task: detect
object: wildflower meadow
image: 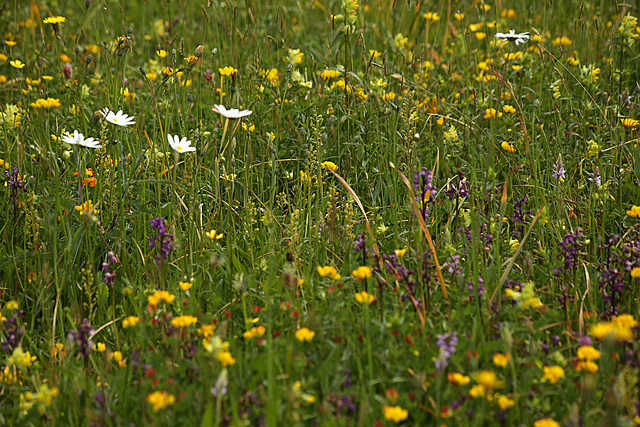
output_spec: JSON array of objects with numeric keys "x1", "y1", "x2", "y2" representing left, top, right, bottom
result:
[{"x1": 2, "y1": 0, "x2": 640, "y2": 425}]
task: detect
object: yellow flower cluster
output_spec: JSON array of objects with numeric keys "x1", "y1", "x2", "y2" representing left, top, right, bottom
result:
[
  {"x1": 147, "y1": 390, "x2": 175, "y2": 411},
  {"x1": 447, "y1": 372, "x2": 470, "y2": 386},
  {"x1": 321, "y1": 69, "x2": 341, "y2": 79},
  {"x1": 219, "y1": 66, "x2": 238, "y2": 76},
  {"x1": 534, "y1": 418, "x2": 560, "y2": 427},
  {"x1": 575, "y1": 345, "x2": 600, "y2": 373},
  {"x1": 179, "y1": 281, "x2": 193, "y2": 291},
  {"x1": 197, "y1": 323, "x2": 216, "y2": 338},
  {"x1": 243, "y1": 325, "x2": 266, "y2": 340},
  {"x1": 321, "y1": 161, "x2": 338, "y2": 171},
  {"x1": 352, "y1": 266, "x2": 372, "y2": 280},
  {"x1": 484, "y1": 108, "x2": 503, "y2": 119},
  {"x1": 423, "y1": 12, "x2": 440, "y2": 21},
  {"x1": 286, "y1": 48, "x2": 304, "y2": 66},
  {"x1": 470, "y1": 370, "x2": 505, "y2": 398},
  {"x1": 43, "y1": 16, "x2": 66, "y2": 24},
  {"x1": 552, "y1": 36, "x2": 572, "y2": 46},
  {"x1": 505, "y1": 282, "x2": 541, "y2": 309},
  {"x1": 503, "y1": 105, "x2": 516, "y2": 114},
  {"x1": 590, "y1": 314, "x2": 637, "y2": 342},
  {"x1": 317, "y1": 265, "x2": 341, "y2": 280},
  {"x1": 122, "y1": 316, "x2": 140, "y2": 329},
  {"x1": 19, "y1": 384, "x2": 58, "y2": 416},
  {"x1": 626, "y1": 205, "x2": 640, "y2": 217},
  {"x1": 148, "y1": 290, "x2": 175, "y2": 306},
  {"x1": 171, "y1": 315, "x2": 198, "y2": 328},
  {"x1": 31, "y1": 98, "x2": 61, "y2": 109},
  {"x1": 8, "y1": 347, "x2": 36, "y2": 369},
  {"x1": 383, "y1": 405, "x2": 409, "y2": 423},
  {"x1": 355, "y1": 291, "x2": 376, "y2": 304},
  {"x1": 74, "y1": 200, "x2": 99, "y2": 216},
  {"x1": 493, "y1": 353, "x2": 510, "y2": 368},
  {"x1": 501, "y1": 141, "x2": 516, "y2": 153},
  {"x1": 542, "y1": 365, "x2": 564, "y2": 384},
  {"x1": 295, "y1": 327, "x2": 315, "y2": 342}
]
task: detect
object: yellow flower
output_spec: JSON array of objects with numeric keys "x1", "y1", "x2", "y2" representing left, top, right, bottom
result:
[
  {"x1": 147, "y1": 391, "x2": 175, "y2": 411},
  {"x1": 484, "y1": 108, "x2": 503, "y2": 119},
  {"x1": 121, "y1": 87, "x2": 136, "y2": 101},
  {"x1": 74, "y1": 200, "x2": 99, "y2": 216},
  {"x1": 493, "y1": 353, "x2": 510, "y2": 368},
  {"x1": 383, "y1": 405, "x2": 409, "y2": 423},
  {"x1": 447, "y1": 372, "x2": 470, "y2": 386},
  {"x1": 5, "y1": 301, "x2": 19, "y2": 311},
  {"x1": 542, "y1": 365, "x2": 564, "y2": 384},
  {"x1": 577, "y1": 345, "x2": 601, "y2": 361},
  {"x1": 352, "y1": 266, "x2": 372, "y2": 280},
  {"x1": 552, "y1": 36, "x2": 573, "y2": 46},
  {"x1": 469, "y1": 384, "x2": 486, "y2": 398},
  {"x1": 198, "y1": 323, "x2": 216, "y2": 338},
  {"x1": 590, "y1": 321, "x2": 614, "y2": 340},
  {"x1": 179, "y1": 281, "x2": 193, "y2": 291},
  {"x1": 295, "y1": 327, "x2": 316, "y2": 342},
  {"x1": 147, "y1": 290, "x2": 176, "y2": 306},
  {"x1": 96, "y1": 342, "x2": 107, "y2": 353},
  {"x1": 627, "y1": 206, "x2": 640, "y2": 217},
  {"x1": 321, "y1": 161, "x2": 338, "y2": 171},
  {"x1": 575, "y1": 360, "x2": 599, "y2": 374},
  {"x1": 501, "y1": 141, "x2": 516, "y2": 153},
  {"x1": 171, "y1": 315, "x2": 198, "y2": 328},
  {"x1": 632, "y1": 267, "x2": 640, "y2": 278},
  {"x1": 206, "y1": 229, "x2": 224, "y2": 240},
  {"x1": 472, "y1": 370, "x2": 505, "y2": 390},
  {"x1": 496, "y1": 394, "x2": 515, "y2": 409},
  {"x1": 43, "y1": 16, "x2": 66, "y2": 24},
  {"x1": 217, "y1": 350, "x2": 236, "y2": 366},
  {"x1": 369, "y1": 49, "x2": 382, "y2": 58},
  {"x1": 243, "y1": 325, "x2": 266, "y2": 340},
  {"x1": 621, "y1": 118, "x2": 639, "y2": 128},
  {"x1": 534, "y1": 418, "x2": 561, "y2": 427},
  {"x1": 8, "y1": 346, "x2": 35, "y2": 368},
  {"x1": 317, "y1": 266, "x2": 341, "y2": 280},
  {"x1": 469, "y1": 22, "x2": 483, "y2": 32},
  {"x1": 156, "y1": 49, "x2": 167, "y2": 58},
  {"x1": 219, "y1": 66, "x2": 238, "y2": 76},
  {"x1": 355, "y1": 291, "x2": 376, "y2": 304},
  {"x1": 394, "y1": 248, "x2": 408, "y2": 258},
  {"x1": 503, "y1": 105, "x2": 516, "y2": 114},
  {"x1": 122, "y1": 316, "x2": 140, "y2": 329},
  {"x1": 475, "y1": 32, "x2": 487, "y2": 40},
  {"x1": 454, "y1": 12, "x2": 464, "y2": 20},
  {"x1": 31, "y1": 98, "x2": 61, "y2": 109},
  {"x1": 10, "y1": 60, "x2": 26, "y2": 69},
  {"x1": 321, "y1": 69, "x2": 341, "y2": 79},
  {"x1": 423, "y1": 12, "x2": 440, "y2": 21}
]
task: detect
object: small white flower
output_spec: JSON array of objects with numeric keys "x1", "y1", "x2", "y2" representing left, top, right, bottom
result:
[
  {"x1": 212, "y1": 104, "x2": 252, "y2": 119},
  {"x1": 61, "y1": 130, "x2": 103, "y2": 148},
  {"x1": 167, "y1": 134, "x2": 196, "y2": 153},
  {"x1": 101, "y1": 108, "x2": 136, "y2": 127},
  {"x1": 495, "y1": 29, "x2": 530, "y2": 45}
]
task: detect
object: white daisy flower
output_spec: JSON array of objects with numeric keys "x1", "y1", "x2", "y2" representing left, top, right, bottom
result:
[
  {"x1": 212, "y1": 104, "x2": 252, "y2": 119},
  {"x1": 495, "y1": 29, "x2": 530, "y2": 45},
  {"x1": 167, "y1": 134, "x2": 196, "y2": 153},
  {"x1": 61, "y1": 130, "x2": 103, "y2": 148},
  {"x1": 101, "y1": 108, "x2": 136, "y2": 127}
]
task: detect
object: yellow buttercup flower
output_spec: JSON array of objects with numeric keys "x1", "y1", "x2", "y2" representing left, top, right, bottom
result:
[{"x1": 10, "y1": 60, "x2": 25, "y2": 69}]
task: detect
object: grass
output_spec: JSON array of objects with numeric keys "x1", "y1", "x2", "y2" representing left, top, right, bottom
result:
[{"x1": 0, "y1": 0, "x2": 640, "y2": 425}]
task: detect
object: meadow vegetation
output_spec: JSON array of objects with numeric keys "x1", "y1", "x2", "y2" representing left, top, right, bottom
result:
[{"x1": 1, "y1": 0, "x2": 640, "y2": 425}]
